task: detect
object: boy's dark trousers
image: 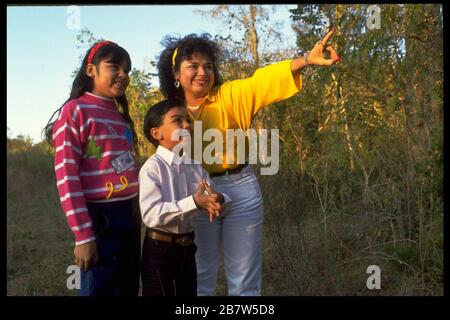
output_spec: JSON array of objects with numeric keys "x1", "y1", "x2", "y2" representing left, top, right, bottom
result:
[
  {"x1": 141, "y1": 229, "x2": 197, "y2": 296},
  {"x1": 79, "y1": 197, "x2": 141, "y2": 296}
]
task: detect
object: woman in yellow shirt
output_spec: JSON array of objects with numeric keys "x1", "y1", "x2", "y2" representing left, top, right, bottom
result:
[{"x1": 155, "y1": 30, "x2": 339, "y2": 296}]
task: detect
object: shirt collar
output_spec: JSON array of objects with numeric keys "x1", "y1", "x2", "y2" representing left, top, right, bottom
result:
[
  {"x1": 156, "y1": 145, "x2": 189, "y2": 166},
  {"x1": 85, "y1": 91, "x2": 114, "y2": 102},
  {"x1": 84, "y1": 92, "x2": 116, "y2": 109}
]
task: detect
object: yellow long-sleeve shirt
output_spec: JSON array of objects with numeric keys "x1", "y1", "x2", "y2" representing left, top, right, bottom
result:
[{"x1": 187, "y1": 59, "x2": 302, "y2": 174}]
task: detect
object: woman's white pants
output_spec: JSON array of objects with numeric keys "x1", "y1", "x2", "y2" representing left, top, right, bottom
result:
[{"x1": 193, "y1": 165, "x2": 264, "y2": 296}]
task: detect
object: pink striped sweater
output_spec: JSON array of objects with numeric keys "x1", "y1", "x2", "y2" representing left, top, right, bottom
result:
[{"x1": 52, "y1": 92, "x2": 139, "y2": 245}]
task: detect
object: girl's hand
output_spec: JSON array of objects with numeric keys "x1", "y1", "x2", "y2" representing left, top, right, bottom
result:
[
  {"x1": 74, "y1": 241, "x2": 99, "y2": 271},
  {"x1": 306, "y1": 29, "x2": 340, "y2": 66}
]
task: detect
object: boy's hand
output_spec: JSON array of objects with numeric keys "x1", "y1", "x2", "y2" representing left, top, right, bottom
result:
[
  {"x1": 204, "y1": 181, "x2": 224, "y2": 204},
  {"x1": 193, "y1": 180, "x2": 222, "y2": 218},
  {"x1": 74, "y1": 241, "x2": 99, "y2": 271}
]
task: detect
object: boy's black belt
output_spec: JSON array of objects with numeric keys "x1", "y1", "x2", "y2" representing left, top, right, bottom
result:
[
  {"x1": 146, "y1": 228, "x2": 194, "y2": 247},
  {"x1": 210, "y1": 163, "x2": 248, "y2": 177}
]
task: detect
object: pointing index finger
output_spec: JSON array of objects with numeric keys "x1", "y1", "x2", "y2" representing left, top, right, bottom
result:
[{"x1": 321, "y1": 28, "x2": 334, "y2": 46}]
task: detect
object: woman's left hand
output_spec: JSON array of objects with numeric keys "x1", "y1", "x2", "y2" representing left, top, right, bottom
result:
[{"x1": 306, "y1": 29, "x2": 340, "y2": 66}]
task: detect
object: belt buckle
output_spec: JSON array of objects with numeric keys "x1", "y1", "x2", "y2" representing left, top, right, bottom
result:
[{"x1": 178, "y1": 236, "x2": 192, "y2": 247}]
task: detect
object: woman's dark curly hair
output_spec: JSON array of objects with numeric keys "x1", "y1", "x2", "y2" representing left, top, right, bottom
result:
[{"x1": 156, "y1": 33, "x2": 223, "y2": 101}]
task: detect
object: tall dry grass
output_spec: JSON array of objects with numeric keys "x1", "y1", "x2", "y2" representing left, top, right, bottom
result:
[
  {"x1": 7, "y1": 136, "x2": 442, "y2": 295},
  {"x1": 7, "y1": 146, "x2": 77, "y2": 295}
]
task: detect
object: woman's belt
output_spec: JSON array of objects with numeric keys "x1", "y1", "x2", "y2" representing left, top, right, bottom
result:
[{"x1": 209, "y1": 163, "x2": 248, "y2": 178}]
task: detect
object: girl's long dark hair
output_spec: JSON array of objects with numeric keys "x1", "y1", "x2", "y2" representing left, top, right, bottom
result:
[
  {"x1": 157, "y1": 33, "x2": 223, "y2": 101},
  {"x1": 42, "y1": 42, "x2": 139, "y2": 156}
]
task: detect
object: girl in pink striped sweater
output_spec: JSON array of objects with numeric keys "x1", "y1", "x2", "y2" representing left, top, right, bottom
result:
[{"x1": 43, "y1": 41, "x2": 141, "y2": 296}]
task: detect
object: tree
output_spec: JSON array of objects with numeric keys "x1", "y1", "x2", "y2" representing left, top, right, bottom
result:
[
  {"x1": 126, "y1": 68, "x2": 163, "y2": 160},
  {"x1": 289, "y1": 3, "x2": 442, "y2": 245},
  {"x1": 195, "y1": 5, "x2": 295, "y2": 78}
]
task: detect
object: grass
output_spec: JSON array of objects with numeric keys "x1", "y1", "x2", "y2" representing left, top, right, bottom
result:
[
  {"x1": 6, "y1": 145, "x2": 443, "y2": 296},
  {"x1": 256, "y1": 166, "x2": 443, "y2": 296},
  {"x1": 7, "y1": 150, "x2": 76, "y2": 295}
]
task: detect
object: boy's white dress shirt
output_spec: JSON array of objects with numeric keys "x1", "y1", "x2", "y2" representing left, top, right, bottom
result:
[{"x1": 139, "y1": 145, "x2": 231, "y2": 234}]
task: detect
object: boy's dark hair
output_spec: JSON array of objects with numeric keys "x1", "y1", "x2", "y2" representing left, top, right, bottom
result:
[
  {"x1": 157, "y1": 33, "x2": 223, "y2": 101},
  {"x1": 143, "y1": 98, "x2": 184, "y2": 147},
  {"x1": 42, "y1": 41, "x2": 139, "y2": 155}
]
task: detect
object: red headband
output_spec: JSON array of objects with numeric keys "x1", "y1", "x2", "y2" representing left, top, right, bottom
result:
[{"x1": 87, "y1": 41, "x2": 115, "y2": 64}]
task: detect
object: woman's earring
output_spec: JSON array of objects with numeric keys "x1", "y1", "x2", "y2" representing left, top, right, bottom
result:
[{"x1": 175, "y1": 80, "x2": 180, "y2": 88}]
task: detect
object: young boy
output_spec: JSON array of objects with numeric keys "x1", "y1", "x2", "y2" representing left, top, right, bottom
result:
[{"x1": 139, "y1": 98, "x2": 230, "y2": 296}]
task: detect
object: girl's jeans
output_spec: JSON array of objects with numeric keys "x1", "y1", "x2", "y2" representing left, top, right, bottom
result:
[{"x1": 79, "y1": 197, "x2": 141, "y2": 296}]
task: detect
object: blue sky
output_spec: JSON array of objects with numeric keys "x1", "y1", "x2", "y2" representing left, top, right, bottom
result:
[{"x1": 7, "y1": 5, "x2": 297, "y2": 143}]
